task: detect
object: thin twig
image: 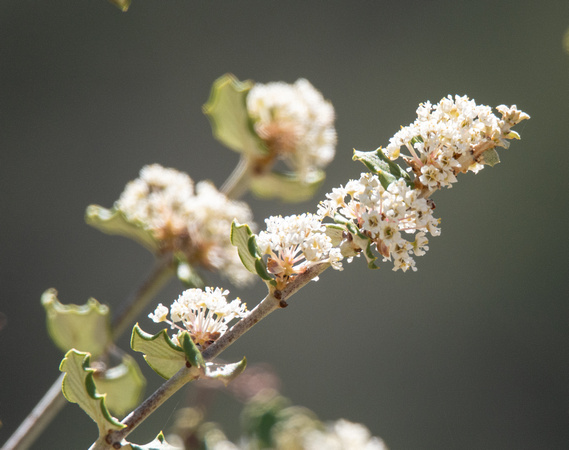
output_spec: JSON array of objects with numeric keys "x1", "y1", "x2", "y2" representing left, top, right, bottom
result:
[
  {"x1": 2, "y1": 257, "x2": 175, "y2": 450},
  {"x1": 95, "y1": 366, "x2": 201, "y2": 450},
  {"x1": 220, "y1": 155, "x2": 252, "y2": 199},
  {"x1": 97, "y1": 262, "x2": 332, "y2": 448},
  {"x1": 204, "y1": 262, "x2": 330, "y2": 361},
  {"x1": 1, "y1": 373, "x2": 68, "y2": 450}
]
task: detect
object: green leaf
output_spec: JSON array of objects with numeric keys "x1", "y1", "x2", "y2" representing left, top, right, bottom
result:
[
  {"x1": 60, "y1": 350, "x2": 125, "y2": 436},
  {"x1": 249, "y1": 170, "x2": 325, "y2": 202},
  {"x1": 363, "y1": 241, "x2": 379, "y2": 269},
  {"x1": 93, "y1": 354, "x2": 146, "y2": 417},
  {"x1": 353, "y1": 148, "x2": 412, "y2": 189},
  {"x1": 254, "y1": 258, "x2": 273, "y2": 281},
  {"x1": 108, "y1": 0, "x2": 131, "y2": 11},
  {"x1": 231, "y1": 221, "x2": 260, "y2": 272},
  {"x1": 85, "y1": 205, "x2": 159, "y2": 253},
  {"x1": 204, "y1": 357, "x2": 247, "y2": 386},
  {"x1": 230, "y1": 221, "x2": 273, "y2": 282},
  {"x1": 42, "y1": 289, "x2": 111, "y2": 358},
  {"x1": 178, "y1": 332, "x2": 205, "y2": 369},
  {"x1": 203, "y1": 73, "x2": 267, "y2": 157},
  {"x1": 480, "y1": 148, "x2": 501, "y2": 167},
  {"x1": 131, "y1": 325, "x2": 204, "y2": 379},
  {"x1": 124, "y1": 432, "x2": 181, "y2": 450}
]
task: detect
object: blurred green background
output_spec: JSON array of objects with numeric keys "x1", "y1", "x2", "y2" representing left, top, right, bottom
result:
[{"x1": 1, "y1": 1, "x2": 569, "y2": 448}]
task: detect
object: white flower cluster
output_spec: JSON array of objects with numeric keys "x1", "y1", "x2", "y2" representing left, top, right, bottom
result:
[
  {"x1": 116, "y1": 164, "x2": 255, "y2": 286},
  {"x1": 149, "y1": 287, "x2": 248, "y2": 350},
  {"x1": 303, "y1": 419, "x2": 388, "y2": 450},
  {"x1": 247, "y1": 79, "x2": 336, "y2": 181},
  {"x1": 319, "y1": 173, "x2": 440, "y2": 272},
  {"x1": 385, "y1": 95, "x2": 530, "y2": 191},
  {"x1": 199, "y1": 418, "x2": 387, "y2": 450},
  {"x1": 256, "y1": 213, "x2": 343, "y2": 287}
]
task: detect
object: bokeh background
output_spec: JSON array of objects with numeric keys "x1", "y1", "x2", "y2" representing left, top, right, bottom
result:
[{"x1": 2, "y1": 1, "x2": 569, "y2": 448}]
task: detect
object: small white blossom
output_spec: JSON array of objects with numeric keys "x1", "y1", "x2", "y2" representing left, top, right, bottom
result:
[
  {"x1": 384, "y1": 95, "x2": 529, "y2": 192},
  {"x1": 116, "y1": 164, "x2": 255, "y2": 286},
  {"x1": 148, "y1": 303, "x2": 169, "y2": 323},
  {"x1": 319, "y1": 173, "x2": 439, "y2": 272},
  {"x1": 256, "y1": 213, "x2": 343, "y2": 288},
  {"x1": 149, "y1": 287, "x2": 248, "y2": 350},
  {"x1": 247, "y1": 79, "x2": 336, "y2": 182}
]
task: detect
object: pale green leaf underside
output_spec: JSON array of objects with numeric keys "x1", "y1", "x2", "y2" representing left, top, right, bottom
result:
[
  {"x1": 480, "y1": 148, "x2": 500, "y2": 167},
  {"x1": 85, "y1": 205, "x2": 159, "y2": 253},
  {"x1": 324, "y1": 224, "x2": 345, "y2": 247},
  {"x1": 203, "y1": 73, "x2": 267, "y2": 157},
  {"x1": 42, "y1": 288, "x2": 111, "y2": 358},
  {"x1": 60, "y1": 350, "x2": 125, "y2": 436},
  {"x1": 249, "y1": 170, "x2": 325, "y2": 203},
  {"x1": 131, "y1": 325, "x2": 204, "y2": 379},
  {"x1": 230, "y1": 221, "x2": 258, "y2": 273},
  {"x1": 205, "y1": 358, "x2": 247, "y2": 386},
  {"x1": 94, "y1": 354, "x2": 146, "y2": 417},
  {"x1": 230, "y1": 221, "x2": 272, "y2": 281}
]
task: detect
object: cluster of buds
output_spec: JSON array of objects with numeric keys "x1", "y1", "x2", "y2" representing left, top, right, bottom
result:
[
  {"x1": 149, "y1": 287, "x2": 248, "y2": 350},
  {"x1": 384, "y1": 95, "x2": 530, "y2": 195},
  {"x1": 116, "y1": 164, "x2": 255, "y2": 286}
]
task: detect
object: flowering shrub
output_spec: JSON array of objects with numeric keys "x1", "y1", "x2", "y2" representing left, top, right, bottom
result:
[{"x1": 5, "y1": 72, "x2": 528, "y2": 450}]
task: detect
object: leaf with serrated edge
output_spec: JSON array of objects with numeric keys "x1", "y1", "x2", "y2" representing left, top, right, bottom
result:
[
  {"x1": 204, "y1": 357, "x2": 247, "y2": 386},
  {"x1": 93, "y1": 354, "x2": 146, "y2": 417},
  {"x1": 60, "y1": 350, "x2": 125, "y2": 437},
  {"x1": 131, "y1": 325, "x2": 203, "y2": 379},
  {"x1": 130, "y1": 325, "x2": 186, "y2": 379},
  {"x1": 250, "y1": 170, "x2": 325, "y2": 202},
  {"x1": 123, "y1": 432, "x2": 182, "y2": 450},
  {"x1": 86, "y1": 205, "x2": 159, "y2": 253},
  {"x1": 42, "y1": 289, "x2": 111, "y2": 358},
  {"x1": 230, "y1": 221, "x2": 259, "y2": 274},
  {"x1": 353, "y1": 148, "x2": 411, "y2": 189},
  {"x1": 203, "y1": 73, "x2": 267, "y2": 157}
]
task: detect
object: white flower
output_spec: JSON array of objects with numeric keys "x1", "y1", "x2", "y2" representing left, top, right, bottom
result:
[
  {"x1": 256, "y1": 213, "x2": 343, "y2": 288},
  {"x1": 149, "y1": 287, "x2": 248, "y2": 350},
  {"x1": 247, "y1": 79, "x2": 336, "y2": 182},
  {"x1": 384, "y1": 95, "x2": 529, "y2": 192},
  {"x1": 148, "y1": 303, "x2": 169, "y2": 323},
  {"x1": 319, "y1": 173, "x2": 438, "y2": 272},
  {"x1": 116, "y1": 164, "x2": 255, "y2": 286}
]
